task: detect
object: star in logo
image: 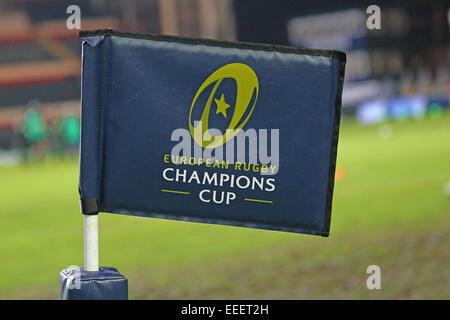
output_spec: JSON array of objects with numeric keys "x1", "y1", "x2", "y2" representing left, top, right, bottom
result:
[{"x1": 214, "y1": 94, "x2": 231, "y2": 118}]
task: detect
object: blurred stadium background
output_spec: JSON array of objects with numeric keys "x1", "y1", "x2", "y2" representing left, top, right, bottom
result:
[{"x1": 0, "y1": 0, "x2": 448, "y2": 299}]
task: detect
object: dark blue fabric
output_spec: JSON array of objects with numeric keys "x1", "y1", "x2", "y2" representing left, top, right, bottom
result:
[
  {"x1": 59, "y1": 266, "x2": 128, "y2": 300},
  {"x1": 79, "y1": 30, "x2": 345, "y2": 236}
]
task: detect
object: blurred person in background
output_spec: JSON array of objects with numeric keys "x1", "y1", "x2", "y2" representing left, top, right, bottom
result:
[
  {"x1": 58, "y1": 112, "x2": 80, "y2": 157},
  {"x1": 21, "y1": 107, "x2": 49, "y2": 161}
]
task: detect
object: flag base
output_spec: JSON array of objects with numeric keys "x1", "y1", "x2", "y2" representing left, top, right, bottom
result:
[{"x1": 59, "y1": 266, "x2": 128, "y2": 300}]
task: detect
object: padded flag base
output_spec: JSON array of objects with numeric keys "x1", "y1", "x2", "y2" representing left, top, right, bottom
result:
[{"x1": 59, "y1": 266, "x2": 128, "y2": 300}]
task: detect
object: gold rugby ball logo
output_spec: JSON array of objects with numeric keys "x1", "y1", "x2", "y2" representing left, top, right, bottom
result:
[{"x1": 188, "y1": 63, "x2": 259, "y2": 148}]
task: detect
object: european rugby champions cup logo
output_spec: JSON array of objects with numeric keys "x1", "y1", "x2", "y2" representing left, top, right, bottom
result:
[
  {"x1": 189, "y1": 63, "x2": 259, "y2": 148},
  {"x1": 163, "y1": 63, "x2": 279, "y2": 205}
]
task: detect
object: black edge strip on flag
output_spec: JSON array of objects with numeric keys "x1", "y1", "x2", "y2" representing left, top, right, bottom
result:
[
  {"x1": 78, "y1": 29, "x2": 347, "y2": 234},
  {"x1": 78, "y1": 29, "x2": 346, "y2": 61},
  {"x1": 322, "y1": 54, "x2": 347, "y2": 237},
  {"x1": 97, "y1": 31, "x2": 110, "y2": 213},
  {"x1": 78, "y1": 40, "x2": 102, "y2": 215},
  {"x1": 80, "y1": 198, "x2": 100, "y2": 215}
]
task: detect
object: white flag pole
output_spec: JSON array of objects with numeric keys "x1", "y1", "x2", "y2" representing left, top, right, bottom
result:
[
  {"x1": 84, "y1": 214, "x2": 99, "y2": 271},
  {"x1": 61, "y1": 211, "x2": 127, "y2": 299}
]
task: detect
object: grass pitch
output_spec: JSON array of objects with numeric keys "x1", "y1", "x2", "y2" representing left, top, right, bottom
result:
[{"x1": 0, "y1": 113, "x2": 449, "y2": 299}]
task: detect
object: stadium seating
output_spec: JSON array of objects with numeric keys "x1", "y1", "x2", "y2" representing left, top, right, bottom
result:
[
  {"x1": 0, "y1": 42, "x2": 55, "y2": 65},
  {"x1": 0, "y1": 78, "x2": 80, "y2": 108}
]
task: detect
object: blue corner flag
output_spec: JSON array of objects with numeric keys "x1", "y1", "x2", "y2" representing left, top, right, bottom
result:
[{"x1": 78, "y1": 29, "x2": 346, "y2": 236}]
